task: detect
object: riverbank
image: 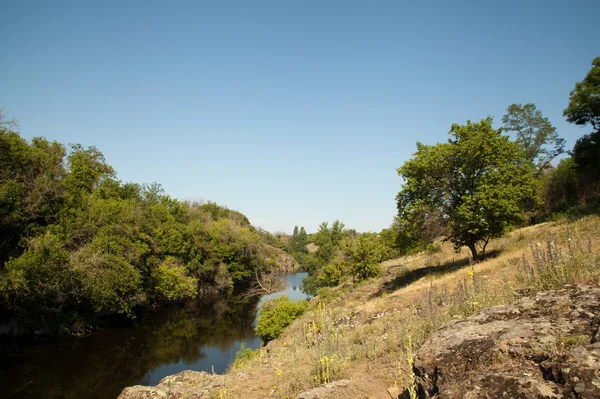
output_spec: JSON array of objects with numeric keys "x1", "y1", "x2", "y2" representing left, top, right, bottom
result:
[
  {"x1": 120, "y1": 214, "x2": 600, "y2": 398},
  {"x1": 1, "y1": 272, "x2": 310, "y2": 399}
]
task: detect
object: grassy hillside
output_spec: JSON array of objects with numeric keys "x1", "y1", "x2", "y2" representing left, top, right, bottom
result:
[{"x1": 218, "y1": 215, "x2": 600, "y2": 398}]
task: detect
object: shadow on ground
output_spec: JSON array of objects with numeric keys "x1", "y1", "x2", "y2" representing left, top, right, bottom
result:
[{"x1": 372, "y1": 249, "x2": 500, "y2": 298}]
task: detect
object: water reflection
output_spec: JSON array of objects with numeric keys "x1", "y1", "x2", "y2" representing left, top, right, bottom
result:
[
  {"x1": 0, "y1": 272, "x2": 308, "y2": 399},
  {"x1": 258, "y1": 272, "x2": 310, "y2": 307}
]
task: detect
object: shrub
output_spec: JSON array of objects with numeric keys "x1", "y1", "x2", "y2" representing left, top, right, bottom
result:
[
  {"x1": 348, "y1": 234, "x2": 383, "y2": 282},
  {"x1": 255, "y1": 295, "x2": 308, "y2": 343},
  {"x1": 231, "y1": 343, "x2": 259, "y2": 370},
  {"x1": 153, "y1": 257, "x2": 198, "y2": 301},
  {"x1": 519, "y1": 233, "x2": 599, "y2": 291}
]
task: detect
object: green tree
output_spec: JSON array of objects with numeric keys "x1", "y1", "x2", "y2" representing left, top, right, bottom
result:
[
  {"x1": 345, "y1": 234, "x2": 384, "y2": 282},
  {"x1": 297, "y1": 227, "x2": 308, "y2": 251},
  {"x1": 289, "y1": 225, "x2": 308, "y2": 254},
  {"x1": 502, "y1": 103, "x2": 564, "y2": 175},
  {"x1": 564, "y1": 56, "x2": 600, "y2": 132},
  {"x1": 254, "y1": 295, "x2": 308, "y2": 343},
  {"x1": 64, "y1": 144, "x2": 115, "y2": 195},
  {"x1": 396, "y1": 118, "x2": 537, "y2": 261},
  {"x1": 152, "y1": 257, "x2": 198, "y2": 302},
  {"x1": 563, "y1": 57, "x2": 600, "y2": 204},
  {"x1": 572, "y1": 132, "x2": 600, "y2": 172},
  {"x1": 0, "y1": 130, "x2": 67, "y2": 262},
  {"x1": 570, "y1": 131, "x2": 600, "y2": 201}
]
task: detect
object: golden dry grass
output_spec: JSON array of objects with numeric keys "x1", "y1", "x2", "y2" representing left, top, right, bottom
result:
[{"x1": 219, "y1": 215, "x2": 600, "y2": 399}]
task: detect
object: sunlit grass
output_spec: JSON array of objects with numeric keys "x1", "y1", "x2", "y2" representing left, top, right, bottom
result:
[{"x1": 221, "y1": 215, "x2": 600, "y2": 398}]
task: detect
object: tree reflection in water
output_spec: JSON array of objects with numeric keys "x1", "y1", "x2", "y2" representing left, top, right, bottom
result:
[{"x1": 0, "y1": 294, "x2": 260, "y2": 399}]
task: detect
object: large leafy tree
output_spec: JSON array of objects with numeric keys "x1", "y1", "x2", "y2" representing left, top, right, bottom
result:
[
  {"x1": 563, "y1": 57, "x2": 600, "y2": 201},
  {"x1": 396, "y1": 118, "x2": 537, "y2": 260},
  {"x1": 564, "y1": 56, "x2": 600, "y2": 132},
  {"x1": 570, "y1": 131, "x2": 600, "y2": 200},
  {"x1": 502, "y1": 103, "x2": 564, "y2": 175},
  {"x1": 0, "y1": 129, "x2": 66, "y2": 262}
]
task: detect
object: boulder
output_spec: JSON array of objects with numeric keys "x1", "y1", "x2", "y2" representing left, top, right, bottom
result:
[
  {"x1": 118, "y1": 370, "x2": 224, "y2": 399},
  {"x1": 295, "y1": 380, "x2": 352, "y2": 399},
  {"x1": 406, "y1": 285, "x2": 600, "y2": 399}
]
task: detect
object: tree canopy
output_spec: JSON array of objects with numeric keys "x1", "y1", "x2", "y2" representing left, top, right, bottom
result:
[
  {"x1": 0, "y1": 128, "x2": 286, "y2": 334},
  {"x1": 564, "y1": 56, "x2": 600, "y2": 132},
  {"x1": 396, "y1": 118, "x2": 538, "y2": 260},
  {"x1": 502, "y1": 103, "x2": 564, "y2": 175}
]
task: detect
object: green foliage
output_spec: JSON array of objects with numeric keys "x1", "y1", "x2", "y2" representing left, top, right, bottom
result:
[
  {"x1": 301, "y1": 221, "x2": 348, "y2": 295},
  {"x1": 344, "y1": 234, "x2": 384, "y2": 282},
  {"x1": 63, "y1": 144, "x2": 115, "y2": 195},
  {"x1": 198, "y1": 201, "x2": 251, "y2": 226},
  {"x1": 257, "y1": 228, "x2": 290, "y2": 252},
  {"x1": 152, "y1": 257, "x2": 198, "y2": 302},
  {"x1": 396, "y1": 118, "x2": 538, "y2": 260},
  {"x1": 519, "y1": 234, "x2": 599, "y2": 292},
  {"x1": 570, "y1": 131, "x2": 600, "y2": 203},
  {"x1": 540, "y1": 158, "x2": 581, "y2": 214},
  {"x1": 1, "y1": 233, "x2": 75, "y2": 318},
  {"x1": 231, "y1": 343, "x2": 259, "y2": 370},
  {"x1": 303, "y1": 261, "x2": 346, "y2": 295},
  {"x1": 378, "y1": 227, "x2": 403, "y2": 259},
  {"x1": 0, "y1": 130, "x2": 286, "y2": 334},
  {"x1": 564, "y1": 56, "x2": 600, "y2": 132},
  {"x1": 289, "y1": 225, "x2": 309, "y2": 255},
  {"x1": 425, "y1": 243, "x2": 441, "y2": 254},
  {"x1": 539, "y1": 135, "x2": 600, "y2": 217},
  {"x1": 255, "y1": 295, "x2": 308, "y2": 343},
  {"x1": 572, "y1": 131, "x2": 600, "y2": 174},
  {"x1": 502, "y1": 103, "x2": 564, "y2": 175},
  {"x1": 315, "y1": 286, "x2": 341, "y2": 302},
  {"x1": 314, "y1": 221, "x2": 345, "y2": 249},
  {"x1": 0, "y1": 130, "x2": 66, "y2": 262},
  {"x1": 302, "y1": 223, "x2": 399, "y2": 294},
  {"x1": 540, "y1": 101, "x2": 600, "y2": 215},
  {"x1": 560, "y1": 56, "x2": 600, "y2": 206},
  {"x1": 200, "y1": 218, "x2": 268, "y2": 285}
]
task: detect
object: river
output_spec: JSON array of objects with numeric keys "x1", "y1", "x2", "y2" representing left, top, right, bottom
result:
[{"x1": 0, "y1": 272, "x2": 309, "y2": 399}]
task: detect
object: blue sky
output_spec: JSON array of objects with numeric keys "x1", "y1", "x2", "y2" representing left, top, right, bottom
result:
[{"x1": 2, "y1": 1, "x2": 599, "y2": 234}]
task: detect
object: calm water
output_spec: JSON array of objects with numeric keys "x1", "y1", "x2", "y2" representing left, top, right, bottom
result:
[{"x1": 0, "y1": 272, "x2": 309, "y2": 399}]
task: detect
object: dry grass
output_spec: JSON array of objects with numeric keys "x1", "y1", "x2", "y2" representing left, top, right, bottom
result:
[{"x1": 219, "y1": 215, "x2": 600, "y2": 398}]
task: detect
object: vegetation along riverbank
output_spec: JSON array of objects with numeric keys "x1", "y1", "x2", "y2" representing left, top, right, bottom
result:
[
  {"x1": 116, "y1": 57, "x2": 600, "y2": 398},
  {"x1": 2, "y1": 34, "x2": 600, "y2": 399}
]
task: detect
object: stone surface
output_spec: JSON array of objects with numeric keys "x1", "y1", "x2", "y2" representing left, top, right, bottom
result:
[
  {"x1": 294, "y1": 380, "x2": 351, "y2": 399},
  {"x1": 118, "y1": 370, "x2": 224, "y2": 399},
  {"x1": 405, "y1": 285, "x2": 600, "y2": 399}
]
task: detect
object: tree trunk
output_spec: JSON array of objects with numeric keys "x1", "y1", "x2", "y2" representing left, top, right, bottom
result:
[
  {"x1": 481, "y1": 237, "x2": 490, "y2": 255},
  {"x1": 467, "y1": 242, "x2": 479, "y2": 262}
]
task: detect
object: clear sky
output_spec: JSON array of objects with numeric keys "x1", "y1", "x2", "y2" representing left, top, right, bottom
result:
[{"x1": 2, "y1": 1, "x2": 599, "y2": 234}]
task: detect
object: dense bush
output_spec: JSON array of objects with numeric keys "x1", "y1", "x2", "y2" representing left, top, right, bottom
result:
[
  {"x1": 0, "y1": 129, "x2": 283, "y2": 334},
  {"x1": 231, "y1": 343, "x2": 259, "y2": 370},
  {"x1": 302, "y1": 221, "x2": 399, "y2": 295},
  {"x1": 255, "y1": 295, "x2": 308, "y2": 343}
]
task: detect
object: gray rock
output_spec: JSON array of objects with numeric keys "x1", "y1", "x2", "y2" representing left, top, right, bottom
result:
[
  {"x1": 118, "y1": 370, "x2": 224, "y2": 399},
  {"x1": 406, "y1": 285, "x2": 600, "y2": 399},
  {"x1": 295, "y1": 379, "x2": 351, "y2": 399}
]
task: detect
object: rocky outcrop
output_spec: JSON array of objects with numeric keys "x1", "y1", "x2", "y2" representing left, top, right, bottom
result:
[
  {"x1": 118, "y1": 371, "x2": 224, "y2": 399},
  {"x1": 405, "y1": 285, "x2": 600, "y2": 399},
  {"x1": 265, "y1": 245, "x2": 299, "y2": 273},
  {"x1": 294, "y1": 379, "x2": 352, "y2": 399}
]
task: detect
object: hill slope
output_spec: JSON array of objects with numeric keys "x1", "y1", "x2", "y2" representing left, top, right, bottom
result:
[{"x1": 120, "y1": 215, "x2": 600, "y2": 398}]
